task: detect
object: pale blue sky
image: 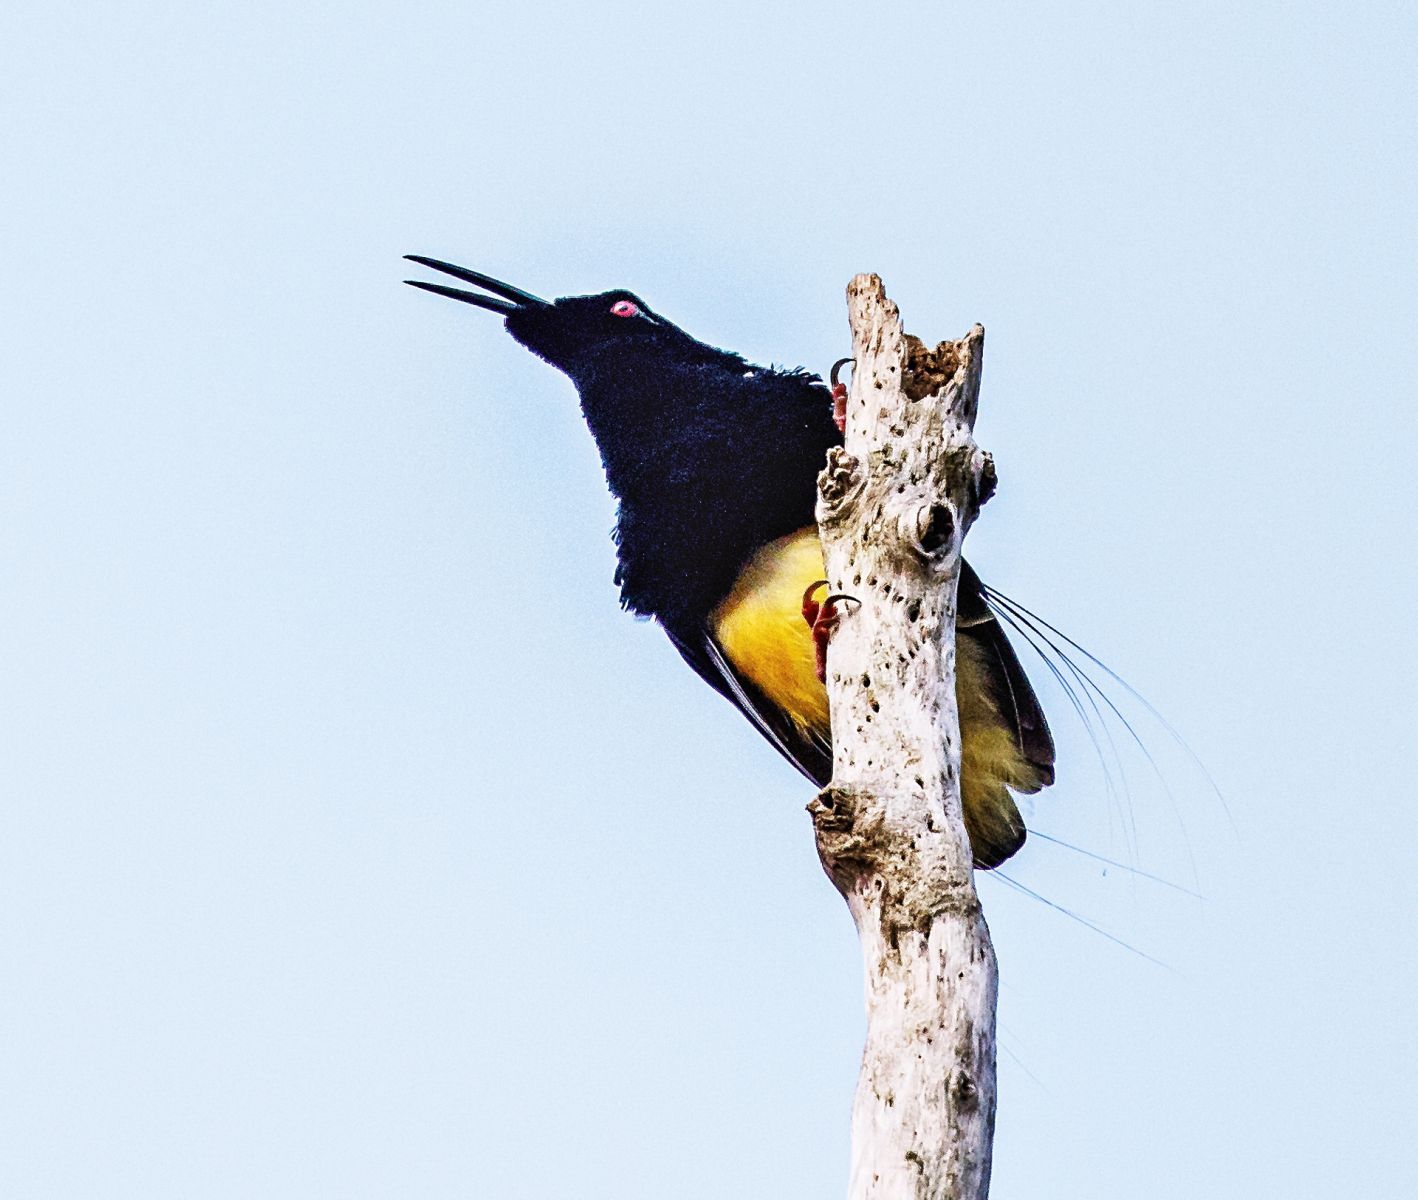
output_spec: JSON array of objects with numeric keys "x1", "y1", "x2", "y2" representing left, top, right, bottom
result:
[{"x1": 2, "y1": 1, "x2": 1415, "y2": 1196}]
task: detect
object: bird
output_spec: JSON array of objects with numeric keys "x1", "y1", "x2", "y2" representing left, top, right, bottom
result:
[{"x1": 405, "y1": 256, "x2": 1055, "y2": 868}]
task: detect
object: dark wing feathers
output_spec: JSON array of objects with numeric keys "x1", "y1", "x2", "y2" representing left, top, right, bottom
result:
[
  {"x1": 663, "y1": 624, "x2": 833, "y2": 787},
  {"x1": 957, "y1": 561, "x2": 1056, "y2": 787}
]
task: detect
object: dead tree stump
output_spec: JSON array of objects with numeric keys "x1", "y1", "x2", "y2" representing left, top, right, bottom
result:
[{"x1": 811, "y1": 274, "x2": 1000, "y2": 1200}]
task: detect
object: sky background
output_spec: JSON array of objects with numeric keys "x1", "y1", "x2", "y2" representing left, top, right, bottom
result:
[{"x1": 3, "y1": 1, "x2": 1416, "y2": 1196}]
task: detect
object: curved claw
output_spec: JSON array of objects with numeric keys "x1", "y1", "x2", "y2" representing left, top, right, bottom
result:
[
  {"x1": 803, "y1": 581, "x2": 861, "y2": 621},
  {"x1": 828, "y1": 358, "x2": 854, "y2": 434},
  {"x1": 802, "y1": 584, "x2": 860, "y2": 683},
  {"x1": 802, "y1": 579, "x2": 831, "y2": 626}
]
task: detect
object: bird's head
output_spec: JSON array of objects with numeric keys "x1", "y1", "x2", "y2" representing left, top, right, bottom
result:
[{"x1": 404, "y1": 256, "x2": 705, "y2": 377}]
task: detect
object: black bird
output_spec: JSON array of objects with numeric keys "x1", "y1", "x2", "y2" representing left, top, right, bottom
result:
[{"x1": 405, "y1": 257, "x2": 1055, "y2": 868}]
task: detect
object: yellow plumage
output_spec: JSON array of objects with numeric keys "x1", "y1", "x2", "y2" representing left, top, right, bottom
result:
[
  {"x1": 711, "y1": 528, "x2": 1041, "y2": 864},
  {"x1": 710, "y1": 530, "x2": 831, "y2": 732}
]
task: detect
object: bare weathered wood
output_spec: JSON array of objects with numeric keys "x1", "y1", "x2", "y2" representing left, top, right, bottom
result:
[{"x1": 812, "y1": 274, "x2": 999, "y2": 1200}]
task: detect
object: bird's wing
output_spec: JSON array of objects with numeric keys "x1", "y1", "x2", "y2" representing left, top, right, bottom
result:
[
  {"x1": 958, "y1": 560, "x2": 1056, "y2": 788},
  {"x1": 662, "y1": 623, "x2": 834, "y2": 787}
]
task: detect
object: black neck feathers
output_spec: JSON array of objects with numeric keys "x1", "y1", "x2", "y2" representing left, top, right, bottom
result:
[{"x1": 569, "y1": 345, "x2": 840, "y2": 624}]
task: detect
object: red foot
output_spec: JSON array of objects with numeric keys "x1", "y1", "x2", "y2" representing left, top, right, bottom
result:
[
  {"x1": 829, "y1": 357, "x2": 853, "y2": 435},
  {"x1": 802, "y1": 581, "x2": 858, "y2": 684}
]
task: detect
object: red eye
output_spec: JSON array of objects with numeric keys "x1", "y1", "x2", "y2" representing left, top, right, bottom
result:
[{"x1": 610, "y1": 299, "x2": 640, "y2": 318}]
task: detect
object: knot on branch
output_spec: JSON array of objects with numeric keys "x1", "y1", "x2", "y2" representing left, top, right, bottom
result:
[
  {"x1": 952, "y1": 1069, "x2": 981, "y2": 1115},
  {"x1": 808, "y1": 785, "x2": 878, "y2": 869},
  {"x1": 809, "y1": 786, "x2": 981, "y2": 935},
  {"x1": 817, "y1": 446, "x2": 862, "y2": 513},
  {"x1": 976, "y1": 451, "x2": 998, "y2": 508},
  {"x1": 907, "y1": 502, "x2": 957, "y2": 559}
]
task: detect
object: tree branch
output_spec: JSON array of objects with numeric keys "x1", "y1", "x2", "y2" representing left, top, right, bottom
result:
[{"x1": 812, "y1": 274, "x2": 999, "y2": 1200}]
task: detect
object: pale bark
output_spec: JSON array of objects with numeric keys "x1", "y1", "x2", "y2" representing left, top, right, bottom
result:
[{"x1": 812, "y1": 275, "x2": 999, "y2": 1200}]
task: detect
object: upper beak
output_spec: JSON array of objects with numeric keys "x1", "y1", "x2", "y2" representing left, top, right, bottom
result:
[{"x1": 402, "y1": 256, "x2": 548, "y2": 313}]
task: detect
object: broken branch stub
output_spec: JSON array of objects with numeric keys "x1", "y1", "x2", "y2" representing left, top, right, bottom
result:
[{"x1": 811, "y1": 273, "x2": 999, "y2": 1200}]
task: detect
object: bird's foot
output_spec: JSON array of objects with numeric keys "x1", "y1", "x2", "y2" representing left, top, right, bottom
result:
[
  {"x1": 802, "y1": 581, "x2": 858, "y2": 684},
  {"x1": 829, "y1": 357, "x2": 854, "y2": 435}
]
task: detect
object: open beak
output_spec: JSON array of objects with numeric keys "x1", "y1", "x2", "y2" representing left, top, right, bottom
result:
[{"x1": 403, "y1": 256, "x2": 548, "y2": 313}]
